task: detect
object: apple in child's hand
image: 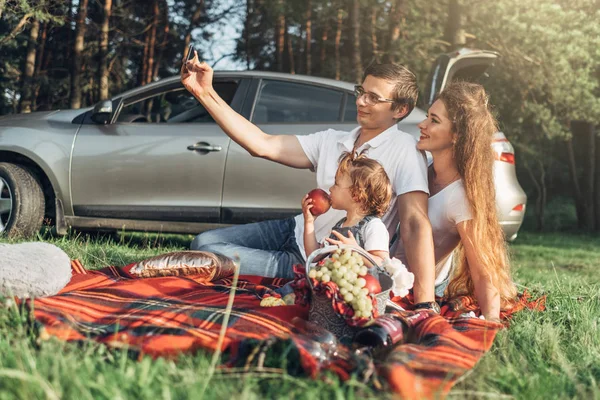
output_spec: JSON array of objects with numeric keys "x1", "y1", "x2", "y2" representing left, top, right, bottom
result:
[
  {"x1": 307, "y1": 189, "x2": 331, "y2": 216},
  {"x1": 363, "y1": 273, "x2": 382, "y2": 294}
]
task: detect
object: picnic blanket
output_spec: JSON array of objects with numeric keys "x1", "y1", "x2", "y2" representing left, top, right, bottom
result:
[{"x1": 24, "y1": 260, "x2": 545, "y2": 399}]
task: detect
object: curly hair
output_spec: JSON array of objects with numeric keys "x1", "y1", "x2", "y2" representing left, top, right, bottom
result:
[
  {"x1": 437, "y1": 81, "x2": 517, "y2": 307},
  {"x1": 336, "y1": 152, "x2": 392, "y2": 217}
]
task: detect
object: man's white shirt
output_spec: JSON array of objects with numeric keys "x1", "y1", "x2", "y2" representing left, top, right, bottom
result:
[{"x1": 294, "y1": 124, "x2": 429, "y2": 259}]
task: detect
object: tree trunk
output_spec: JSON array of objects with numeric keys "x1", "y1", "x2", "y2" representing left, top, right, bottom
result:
[
  {"x1": 34, "y1": 22, "x2": 47, "y2": 79},
  {"x1": 138, "y1": 32, "x2": 150, "y2": 87},
  {"x1": 581, "y1": 121, "x2": 596, "y2": 230},
  {"x1": 285, "y1": 19, "x2": 295, "y2": 74},
  {"x1": 245, "y1": 0, "x2": 251, "y2": 69},
  {"x1": 145, "y1": 0, "x2": 159, "y2": 85},
  {"x1": 319, "y1": 25, "x2": 328, "y2": 72},
  {"x1": 524, "y1": 158, "x2": 546, "y2": 231},
  {"x1": 444, "y1": 0, "x2": 465, "y2": 50},
  {"x1": 384, "y1": 0, "x2": 404, "y2": 63},
  {"x1": 540, "y1": 162, "x2": 547, "y2": 231},
  {"x1": 305, "y1": 0, "x2": 312, "y2": 75},
  {"x1": 371, "y1": 7, "x2": 379, "y2": 63},
  {"x1": 19, "y1": 19, "x2": 39, "y2": 113},
  {"x1": 183, "y1": 1, "x2": 203, "y2": 59},
  {"x1": 595, "y1": 129, "x2": 600, "y2": 231},
  {"x1": 109, "y1": 51, "x2": 126, "y2": 96},
  {"x1": 152, "y1": 0, "x2": 169, "y2": 80},
  {"x1": 351, "y1": 0, "x2": 362, "y2": 83},
  {"x1": 87, "y1": 73, "x2": 94, "y2": 106},
  {"x1": 37, "y1": 23, "x2": 53, "y2": 112},
  {"x1": 97, "y1": 0, "x2": 113, "y2": 101},
  {"x1": 275, "y1": 0, "x2": 285, "y2": 71},
  {"x1": 297, "y1": 21, "x2": 305, "y2": 75},
  {"x1": 565, "y1": 135, "x2": 585, "y2": 229},
  {"x1": 334, "y1": 8, "x2": 343, "y2": 80},
  {"x1": 33, "y1": 21, "x2": 48, "y2": 110},
  {"x1": 66, "y1": 0, "x2": 73, "y2": 61},
  {"x1": 11, "y1": 91, "x2": 18, "y2": 114},
  {"x1": 569, "y1": 121, "x2": 596, "y2": 231},
  {"x1": 70, "y1": 0, "x2": 89, "y2": 109}
]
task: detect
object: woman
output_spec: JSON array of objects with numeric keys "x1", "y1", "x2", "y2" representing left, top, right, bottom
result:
[{"x1": 394, "y1": 81, "x2": 516, "y2": 320}]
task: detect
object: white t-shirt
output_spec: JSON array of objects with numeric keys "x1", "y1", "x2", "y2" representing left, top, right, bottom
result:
[
  {"x1": 392, "y1": 179, "x2": 472, "y2": 284},
  {"x1": 294, "y1": 125, "x2": 429, "y2": 259},
  {"x1": 321, "y1": 217, "x2": 390, "y2": 252}
]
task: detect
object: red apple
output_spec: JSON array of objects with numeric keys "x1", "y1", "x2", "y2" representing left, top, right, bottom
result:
[
  {"x1": 363, "y1": 273, "x2": 382, "y2": 294},
  {"x1": 307, "y1": 188, "x2": 331, "y2": 216}
]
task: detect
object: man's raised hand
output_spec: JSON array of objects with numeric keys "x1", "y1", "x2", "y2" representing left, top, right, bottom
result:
[{"x1": 181, "y1": 51, "x2": 213, "y2": 96}]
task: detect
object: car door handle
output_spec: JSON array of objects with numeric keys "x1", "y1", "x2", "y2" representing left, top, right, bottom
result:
[{"x1": 187, "y1": 142, "x2": 222, "y2": 152}]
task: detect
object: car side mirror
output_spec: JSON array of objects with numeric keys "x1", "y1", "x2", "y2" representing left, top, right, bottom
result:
[{"x1": 91, "y1": 100, "x2": 113, "y2": 124}]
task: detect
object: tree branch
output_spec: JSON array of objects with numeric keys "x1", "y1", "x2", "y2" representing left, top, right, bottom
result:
[
  {"x1": 0, "y1": 12, "x2": 33, "y2": 46},
  {"x1": 211, "y1": 52, "x2": 237, "y2": 69}
]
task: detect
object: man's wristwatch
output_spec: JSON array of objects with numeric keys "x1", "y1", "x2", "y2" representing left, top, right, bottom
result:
[{"x1": 413, "y1": 301, "x2": 441, "y2": 314}]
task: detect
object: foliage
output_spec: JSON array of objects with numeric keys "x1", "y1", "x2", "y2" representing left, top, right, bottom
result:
[
  {"x1": 465, "y1": 0, "x2": 600, "y2": 142},
  {"x1": 0, "y1": 0, "x2": 598, "y2": 227}
]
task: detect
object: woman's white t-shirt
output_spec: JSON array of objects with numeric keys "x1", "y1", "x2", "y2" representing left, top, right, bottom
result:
[{"x1": 392, "y1": 179, "x2": 472, "y2": 284}]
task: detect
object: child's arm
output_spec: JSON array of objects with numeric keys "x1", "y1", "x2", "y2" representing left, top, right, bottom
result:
[
  {"x1": 302, "y1": 195, "x2": 320, "y2": 257},
  {"x1": 360, "y1": 219, "x2": 391, "y2": 267},
  {"x1": 366, "y1": 250, "x2": 389, "y2": 267}
]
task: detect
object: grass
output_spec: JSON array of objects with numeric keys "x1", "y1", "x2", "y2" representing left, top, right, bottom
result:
[{"x1": 1, "y1": 230, "x2": 599, "y2": 399}]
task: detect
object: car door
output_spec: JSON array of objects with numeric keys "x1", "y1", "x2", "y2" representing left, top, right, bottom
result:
[
  {"x1": 221, "y1": 78, "x2": 357, "y2": 224},
  {"x1": 70, "y1": 78, "x2": 247, "y2": 223},
  {"x1": 423, "y1": 48, "x2": 499, "y2": 106}
]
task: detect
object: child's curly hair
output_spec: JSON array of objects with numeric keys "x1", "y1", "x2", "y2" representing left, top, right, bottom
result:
[{"x1": 336, "y1": 152, "x2": 392, "y2": 216}]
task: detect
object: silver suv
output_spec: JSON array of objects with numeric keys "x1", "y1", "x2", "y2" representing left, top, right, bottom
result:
[{"x1": 0, "y1": 49, "x2": 526, "y2": 240}]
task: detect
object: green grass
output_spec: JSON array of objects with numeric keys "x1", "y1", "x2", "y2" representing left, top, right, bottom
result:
[{"x1": 1, "y1": 230, "x2": 599, "y2": 399}]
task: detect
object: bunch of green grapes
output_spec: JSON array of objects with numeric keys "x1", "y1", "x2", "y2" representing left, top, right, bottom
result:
[{"x1": 308, "y1": 248, "x2": 375, "y2": 319}]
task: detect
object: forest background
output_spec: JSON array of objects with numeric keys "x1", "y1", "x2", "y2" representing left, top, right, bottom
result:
[{"x1": 1, "y1": 0, "x2": 599, "y2": 233}]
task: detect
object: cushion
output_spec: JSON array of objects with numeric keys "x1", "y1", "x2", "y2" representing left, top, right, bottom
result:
[
  {"x1": 0, "y1": 242, "x2": 72, "y2": 298},
  {"x1": 129, "y1": 250, "x2": 236, "y2": 281}
]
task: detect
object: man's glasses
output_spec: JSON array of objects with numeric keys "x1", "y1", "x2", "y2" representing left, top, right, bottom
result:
[{"x1": 354, "y1": 85, "x2": 399, "y2": 106}]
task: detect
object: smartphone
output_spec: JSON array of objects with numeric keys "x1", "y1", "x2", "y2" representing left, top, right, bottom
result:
[{"x1": 186, "y1": 44, "x2": 195, "y2": 63}]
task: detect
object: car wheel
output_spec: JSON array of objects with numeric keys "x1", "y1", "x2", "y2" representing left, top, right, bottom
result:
[{"x1": 0, "y1": 163, "x2": 45, "y2": 238}]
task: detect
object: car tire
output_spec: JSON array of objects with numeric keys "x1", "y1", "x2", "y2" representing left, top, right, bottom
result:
[{"x1": 0, "y1": 162, "x2": 45, "y2": 238}]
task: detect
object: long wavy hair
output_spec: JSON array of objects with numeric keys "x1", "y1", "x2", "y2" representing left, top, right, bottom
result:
[{"x1": 438, "y1": 82, "x2": 517, "y2": 306}]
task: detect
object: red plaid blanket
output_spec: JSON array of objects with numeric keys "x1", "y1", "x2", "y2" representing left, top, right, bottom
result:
[{"x1": 25, "y1": 261, "x2": 544, "y2": 399}]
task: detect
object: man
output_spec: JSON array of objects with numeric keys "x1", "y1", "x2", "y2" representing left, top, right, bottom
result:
[{"x1": 181, "y1": 55, "x2": 437, "y2": 306}]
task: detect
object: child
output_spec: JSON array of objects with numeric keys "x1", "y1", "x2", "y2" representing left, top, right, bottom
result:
[
  {"x1": 303, "y1": 152, "x2": 393, "y2": 266},
  {"x1": 271, "y1": 153, "x2": 393, "y2": 301}
]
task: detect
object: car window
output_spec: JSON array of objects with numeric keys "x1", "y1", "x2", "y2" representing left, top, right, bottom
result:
[
  {"x1": 423, "y1": 55, "x2": 450, "y2": 107},
  {"x1": 252, "y1": 80, "x2": 343, "y2": 124},
  {"x1": 116, "y1": 81, "x2": 238, "y2": 123},
  {"x1": 343, "y1": 94, "x2": 357, "y2": 122}
]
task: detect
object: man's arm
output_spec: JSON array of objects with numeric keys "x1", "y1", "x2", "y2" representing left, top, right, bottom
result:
[
  {"x1": 181, "y1": 59, "x2": 312, "y2": 169},
  {"x1": 394, "y1": 191, "x2": 436, "y2": 303}
]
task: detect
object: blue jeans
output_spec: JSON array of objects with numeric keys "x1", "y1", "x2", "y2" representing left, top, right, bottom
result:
[{"x1": 190, "y1": 218, "x2": 304, "y2": 279}]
